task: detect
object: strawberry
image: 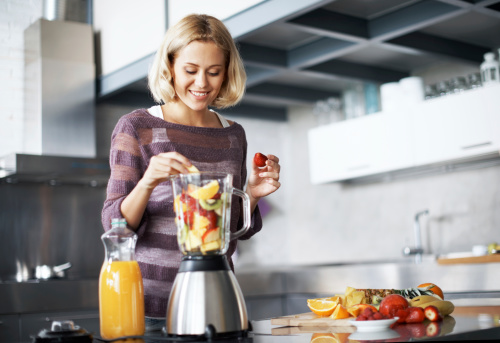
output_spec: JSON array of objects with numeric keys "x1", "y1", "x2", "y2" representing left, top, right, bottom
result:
[
  {"x1": 395, "y1": 308, "x2": 409, "y2": 323},
  {"x1": 424, "y1": 305, "x2": 443, "y2": 322},
  {"x1": 254, "y1": 152, "x2": 268, "y2": 167},
  {"x1": 405, "y1": 307, "x2": 425, "y2": 323},
  {"x1": 425, "y1": 322, "x2": 441, "y2": 337},
  {"x1": 206, "y1": 211, "x2": 218, "y2": 229},
  {"x1": 406, "y1": 323, "x2": 426, "y2": 338}
]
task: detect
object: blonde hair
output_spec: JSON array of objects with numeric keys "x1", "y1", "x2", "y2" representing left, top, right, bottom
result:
[{"x1": 148, "y1": 14, "x2": 246, "y2": 109}]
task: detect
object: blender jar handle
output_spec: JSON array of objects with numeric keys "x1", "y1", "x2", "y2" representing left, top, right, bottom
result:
[{"x1": 229, "y1": 188, "x2": 251, "y2": 241}]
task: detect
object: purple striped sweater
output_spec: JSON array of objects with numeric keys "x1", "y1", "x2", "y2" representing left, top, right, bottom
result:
[{"x1": 101, "y1": 108, "x2": 262, "y2": 318}]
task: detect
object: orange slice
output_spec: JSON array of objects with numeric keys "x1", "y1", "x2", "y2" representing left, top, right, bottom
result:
[
  {"x1": 330, "y1": 304, "x2": 350, "y2": 319},
  {"x1": 188, "y1": 180, "x2": 219, "y2": 200},
  {"x1": 307, "y1": 297, "x2": 340, "y2": 317}
]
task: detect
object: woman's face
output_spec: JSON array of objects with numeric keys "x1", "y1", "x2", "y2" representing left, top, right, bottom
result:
[{"x1": 171, "y1": 40, "x2": 226, "y2": 113}]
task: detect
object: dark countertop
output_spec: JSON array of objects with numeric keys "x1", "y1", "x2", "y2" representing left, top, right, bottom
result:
[{"x1": 83, "y1": 312, "x2": 500, "y2": 342}]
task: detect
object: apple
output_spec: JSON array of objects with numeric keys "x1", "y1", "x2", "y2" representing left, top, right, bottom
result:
[
  {"x1": 379, "y1": 294, "x2": 409, "y2": 318},
  {"x1": 202, "y1": 227, "x2": 220, "y2": 243}
]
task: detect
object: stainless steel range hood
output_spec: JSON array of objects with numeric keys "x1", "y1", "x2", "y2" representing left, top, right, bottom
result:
[
  {"x1": 0, "y1": 13, "x2": 110, "y2": 182},
  {"x1": 0, "y1": 153, "x2": 109, "y2": 185},
  {"x1": 24, "y1": 18, "x2": 96, "y2": 157}
]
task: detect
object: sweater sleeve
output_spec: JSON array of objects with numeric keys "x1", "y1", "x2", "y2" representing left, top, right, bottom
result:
[
  {"x1": 101, "y1": 116, "x2": 149, "y2": 236},
  {"x1": 237, "y1": 128, "x2": 262, "y2": 240}
]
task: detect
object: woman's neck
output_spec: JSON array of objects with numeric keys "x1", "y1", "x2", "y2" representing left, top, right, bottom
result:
[{"x1": 161, "y1": 101, "x2": 221, "y2": 128}]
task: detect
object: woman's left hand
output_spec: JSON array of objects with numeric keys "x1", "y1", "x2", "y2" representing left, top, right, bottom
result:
[{"x1": 246, "y1": 154, "x2": 281, "y2": 208}]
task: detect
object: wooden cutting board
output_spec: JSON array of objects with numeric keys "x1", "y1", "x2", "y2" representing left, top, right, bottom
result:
[
  {"x1": 272, "y1": 325, "x2": 356, "y2": 335},
  {"x1": 271, "y1": 312, "x2": 354, "y2": 327},
  {"x1": 437, "y1": 254, "x2": 500, "y2": 265}
]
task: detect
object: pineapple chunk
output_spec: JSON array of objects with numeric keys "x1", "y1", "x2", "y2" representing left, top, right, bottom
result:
[
  {"x1": 346, "y1": 291, "x2": 366, "y2": 308},
  {"x1": 345, "y1": 286, "x2": 356, "y2": 296}
]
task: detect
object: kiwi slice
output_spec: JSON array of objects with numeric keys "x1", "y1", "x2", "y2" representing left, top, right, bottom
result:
[{"x1": 199, "y1": 199, "x2": 222, "y2": 211}]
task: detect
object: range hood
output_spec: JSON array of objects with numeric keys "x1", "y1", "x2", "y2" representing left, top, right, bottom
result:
[{"x1": 0, "y1": 12, "x2": 110, "y2": 183}]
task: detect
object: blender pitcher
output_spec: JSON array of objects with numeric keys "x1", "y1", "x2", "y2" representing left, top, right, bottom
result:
[
  {"x1": 167, "y1": 172, "x2": 251, "y2": 337},
  {"x1": 170, "y1": 172, "x2": 251, "y2": 256},
  {"x1": 99, "y1": 218, "x2": 145, "y2": 338}
]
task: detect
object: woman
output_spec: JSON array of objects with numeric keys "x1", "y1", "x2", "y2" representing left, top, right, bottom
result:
[{"x1": 101, "y1": 14, "x2": 281, "y2": 331}]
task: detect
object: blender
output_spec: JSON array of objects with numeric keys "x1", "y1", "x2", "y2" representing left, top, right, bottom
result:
[{"x1": 166, "y1": 172, "x2": 251, "y2": 338}]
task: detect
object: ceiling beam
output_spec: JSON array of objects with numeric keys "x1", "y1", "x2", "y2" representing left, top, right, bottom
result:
[
  {"x1": 288, "y1": 37, "x2": 359, "y2": 69},
  {"x1": 223, "y1": 0, "x2": 332, "y2": 40},
  {"x1": 247, "y1": 82, "x2": 339, "y2": 103},
  {"x1": 369, "y1": 0, "x2": 465, "y2": 41},
  {"x1": 288, "y1": 8, "x2": 369, "y2": 42},
  {"x1": 306, "y1": 60, "x2": 408, "y2": 84},
  {"x1": 238, "y1": 42, "x2": 287, "y2": 68},
  {"x1": 218, "y1": 103, "x2": 287, "y2": 121},
  {"x1": 386, "y1": 32, "x2": 490, "y2": 63}
]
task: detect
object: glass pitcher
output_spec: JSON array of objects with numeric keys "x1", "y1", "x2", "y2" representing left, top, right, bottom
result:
[
  {"x1": 99, "y1": 218, "x2": 145, "y2": 338},
  {"x1": 170, "y1": 172, "x2": 251, "y2": 256}
]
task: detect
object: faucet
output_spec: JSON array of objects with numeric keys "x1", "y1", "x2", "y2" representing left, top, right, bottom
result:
[{"x1": 403, "y1": 209, "x2": 429, "y2": 263}]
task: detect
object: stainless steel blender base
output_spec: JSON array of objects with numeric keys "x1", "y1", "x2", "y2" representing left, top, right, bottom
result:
[{"x1": 166, "y1": 259, "x2": 249, "y2": 336}]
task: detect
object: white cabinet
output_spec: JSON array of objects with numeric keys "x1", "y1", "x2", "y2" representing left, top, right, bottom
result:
[
  {"x1": 412, "y1": 85, "x2": 500, "y2": 166},
  {"x1": 308, "y1": 112, "x2": 413, "y2": 184},
  {"x1": 308, "y1": 84, "x2": 500, "y2": 184}
]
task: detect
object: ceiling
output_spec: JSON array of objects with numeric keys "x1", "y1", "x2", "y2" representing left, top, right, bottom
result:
[{"x1": 98, "y1": 0, "x2": 500, "y2": 121}]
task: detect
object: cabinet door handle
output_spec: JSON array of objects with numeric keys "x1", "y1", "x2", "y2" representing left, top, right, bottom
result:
[
  {"x1": 347, "y1": 164, "x2": 370, "y2": 171},
  {"x1": 461, "y1": 142, "x2": 492, "y2": 150}
]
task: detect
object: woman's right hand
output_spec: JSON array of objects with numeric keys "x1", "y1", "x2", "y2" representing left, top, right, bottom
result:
[{"x1": 138, "y1": 152, "x2": 193, "y2": 190}]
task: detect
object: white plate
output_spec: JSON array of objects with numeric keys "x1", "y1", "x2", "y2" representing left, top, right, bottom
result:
[
  {"x1": 349, "y1": 328, "x2": 400, "y2": 340},
  {"x1": 349, "y1": 317, "x2": 399, "y2": 332}
]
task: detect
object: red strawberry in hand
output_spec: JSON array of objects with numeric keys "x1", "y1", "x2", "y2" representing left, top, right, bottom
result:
[{"x1": 254, "y1": 153, "x2": 268, "y2": 167}]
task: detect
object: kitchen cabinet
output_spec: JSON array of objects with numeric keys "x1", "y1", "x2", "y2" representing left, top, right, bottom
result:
[
  {"x1": 308, "y1": 84, "x2": 500, "y2": 184},
  {"x1": 412, "y1": 85, "x2": 500, "y2": 166},
  {"x1": 0, "y1": 315, "x2": 20, "y2": 342}
]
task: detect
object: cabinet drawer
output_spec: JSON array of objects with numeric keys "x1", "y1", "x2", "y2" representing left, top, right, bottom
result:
[{"x1": 0, "y1": 314, "x2": 20, "y2": 342}]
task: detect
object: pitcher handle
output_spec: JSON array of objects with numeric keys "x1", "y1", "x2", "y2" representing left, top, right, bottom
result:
[{"x1": 229, "y1": 188, "x2": 251, "y2": 241}]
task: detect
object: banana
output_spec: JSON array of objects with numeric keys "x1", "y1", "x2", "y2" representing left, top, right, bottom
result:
[
  {"x1": 412, "y1": 300, "x2": 455, "y2": 316},
  {"x1": 409, "y1": 295, "x2": 442, "y2": 306}
]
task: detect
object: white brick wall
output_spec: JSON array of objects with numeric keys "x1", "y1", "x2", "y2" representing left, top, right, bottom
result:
[{"x1": 0, "y1": 0, "x2": 42, "y2": 157}]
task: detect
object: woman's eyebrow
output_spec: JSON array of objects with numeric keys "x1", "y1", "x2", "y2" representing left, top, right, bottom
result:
[{"x1": 184, "y1": 62, "x2": 223, "y2": 68}]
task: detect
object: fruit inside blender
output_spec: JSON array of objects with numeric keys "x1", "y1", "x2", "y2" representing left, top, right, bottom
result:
[{"x1": 174, "y1": 180, "x2": 227, "y2": 254}]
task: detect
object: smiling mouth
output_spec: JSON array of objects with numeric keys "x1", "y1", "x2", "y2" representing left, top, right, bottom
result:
[{"x1": 190, "y1": 90, "x2": 209, "y2": 97}]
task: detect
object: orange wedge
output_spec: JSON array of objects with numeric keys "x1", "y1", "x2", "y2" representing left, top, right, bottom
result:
[
  {"x1": 307, "y1": 297, "x2": 340, "y2": 317},
  {"x1": 188, "y1": 180, "x2": 219, "y2": 200},
  {"x1": 330, "y1": 304, "x2": 350, "y2": 319}
]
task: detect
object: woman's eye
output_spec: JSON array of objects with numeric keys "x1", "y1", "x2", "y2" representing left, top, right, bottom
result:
[
  {"x1": 185, "y1": 70, "x2": 196, "y2": 75},
  {"x1": 209, "y1": 72, "x2": 220, "y2": 77}
]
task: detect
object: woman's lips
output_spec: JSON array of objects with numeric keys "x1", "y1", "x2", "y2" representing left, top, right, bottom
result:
[{"x1": 190, "y1": 90, "x2": 209, "y2": 98}]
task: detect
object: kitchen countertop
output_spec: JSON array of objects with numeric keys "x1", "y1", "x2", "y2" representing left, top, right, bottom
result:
[{"x1": 82, "y1": 309, "x2": 500, "y2": 342}]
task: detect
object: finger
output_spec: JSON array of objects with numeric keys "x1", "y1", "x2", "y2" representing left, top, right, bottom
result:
[
  {"x1": 266, "y1": 159, "x2": 281, "y2": 173},
  {"x1": 267, "y1": 154, "x2": 280, "y2": 163},
  {"x1": 157, "y1": 152, "x2": 192, "y2": 168},
  {"x1": 259, "y1": 171, "x2": 280, "y2": 182},
  {"x1": 151, "y1": 155, "x2": 189, "y2": 175}
]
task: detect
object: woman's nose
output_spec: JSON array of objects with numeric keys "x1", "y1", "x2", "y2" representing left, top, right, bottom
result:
[{"x1": 195, "y1": 72, "x2": 207, "y2": 88}]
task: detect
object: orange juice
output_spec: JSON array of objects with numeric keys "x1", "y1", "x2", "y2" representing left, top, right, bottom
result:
[{"x1": 99, "y1": 260, "x2": 145, "y2": 338}]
